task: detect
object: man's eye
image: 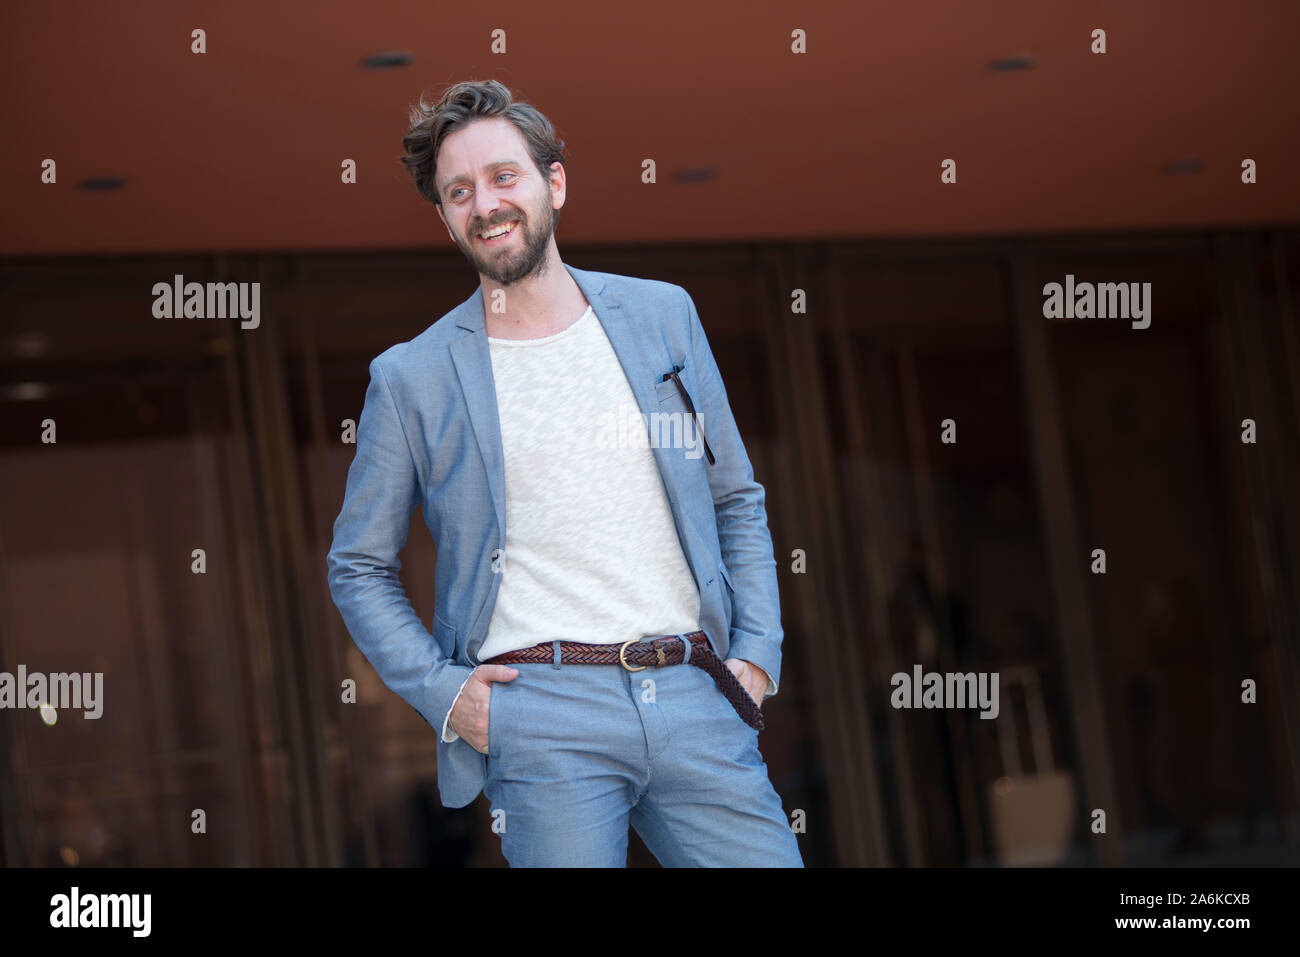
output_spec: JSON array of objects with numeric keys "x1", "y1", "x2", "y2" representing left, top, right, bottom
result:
[{"x1": 497, "y1": 173, "x2": 514, "y2": 183}]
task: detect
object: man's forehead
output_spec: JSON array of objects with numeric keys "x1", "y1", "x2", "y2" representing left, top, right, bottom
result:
[{"x1": 438, "y1": 121, "x2": 527, "y2": 187}]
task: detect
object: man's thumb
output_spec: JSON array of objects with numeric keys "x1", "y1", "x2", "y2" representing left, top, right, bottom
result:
[{"x1": 475, "y1": 664, "x2": 519, "y2": 684}]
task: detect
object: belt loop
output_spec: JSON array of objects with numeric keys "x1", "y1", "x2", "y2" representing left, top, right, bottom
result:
[
  {"x1": 552, "y1": 640, "x2": 562, "y2": 669},
  {"x1": 679, "y1": 634, "x2": 691, "y2": 665}
]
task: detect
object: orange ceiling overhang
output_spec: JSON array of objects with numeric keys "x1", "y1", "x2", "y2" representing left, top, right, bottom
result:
[{"x1": 2, "y1": 1, "x2": 1296, "y2": 257}]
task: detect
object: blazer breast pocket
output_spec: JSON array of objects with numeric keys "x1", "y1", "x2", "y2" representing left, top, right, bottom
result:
[
  {"x1": 655, "y1": 359, "x2": 716, "y2": 466},
  {"x1": 654, "y1": 358, "x2": 691, "y2": 410}
]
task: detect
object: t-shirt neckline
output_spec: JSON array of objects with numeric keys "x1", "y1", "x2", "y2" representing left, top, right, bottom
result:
[{"x1": 487, "y1": 304, "x2": 594, "y2": 346}]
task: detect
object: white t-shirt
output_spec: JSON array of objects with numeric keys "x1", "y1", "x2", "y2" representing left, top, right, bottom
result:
[{"x1": 441, "y1": 304, "x2": 701, "y2": 742}]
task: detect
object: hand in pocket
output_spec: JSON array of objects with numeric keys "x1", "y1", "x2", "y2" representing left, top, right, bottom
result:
[
  {"x1": 449, "y1": 664, "x2": 519, "y2": 754},
  {"x1": 724, "y1": 657, "x2": 767, "y2": 709}
]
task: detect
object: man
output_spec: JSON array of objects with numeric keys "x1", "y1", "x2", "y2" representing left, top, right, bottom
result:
[{"x1": 327, "y1": 79, "x2": 802, "y2": 867}]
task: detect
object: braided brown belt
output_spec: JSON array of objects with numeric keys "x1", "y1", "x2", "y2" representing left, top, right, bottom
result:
[{"x1": 482, "y1": 630, "x2": 764, "y2": 732}]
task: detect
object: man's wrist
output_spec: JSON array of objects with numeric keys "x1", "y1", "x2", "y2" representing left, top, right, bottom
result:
[
  {"x1": 746, "y1": 660, "x2": 772, "y2": 694},
  {"x1": 727, "y1": 637, "x2": 780, "y2": 698},
  {"x1": 440, "y1": 670, "x2": 476, "y2": 743}
]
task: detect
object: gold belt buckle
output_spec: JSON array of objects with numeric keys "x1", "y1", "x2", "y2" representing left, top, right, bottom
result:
[{"x1": 618, "y1": 639, "x2": 645, "y2": 672}]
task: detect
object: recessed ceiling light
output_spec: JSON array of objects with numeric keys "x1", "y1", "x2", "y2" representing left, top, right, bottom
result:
[
  {"x1": 988, "y1": 56, "x2": 1035, "y2": 72},
  {"x1": 362, "y1": 51, "x2": 413, "y2": 69},
  {"x1": 673, "y1": 167, "x2": 717, "y2": 184}
]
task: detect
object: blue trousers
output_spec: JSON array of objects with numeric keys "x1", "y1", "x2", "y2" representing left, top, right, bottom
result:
[{"x1": 483, "y1": 647, "x2": 804, "y2": 867}]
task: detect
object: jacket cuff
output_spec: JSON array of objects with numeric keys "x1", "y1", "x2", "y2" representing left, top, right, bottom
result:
[
  {"x1": 728, "y1": 637, "x2": 781, "y2": 699},
  {"x1": 432, "y1": 665, "x2": 475, "y2": 743}
]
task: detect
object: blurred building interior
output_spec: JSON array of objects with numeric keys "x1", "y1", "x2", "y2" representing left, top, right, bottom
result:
[{"x1": 1, "y1": 2, "x2": 1298, "y2": 866}]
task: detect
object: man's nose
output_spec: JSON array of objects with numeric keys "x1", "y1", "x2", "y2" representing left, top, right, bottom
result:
[{"x1": 472, "y1": 187, "x2": 502, "y2": 224}]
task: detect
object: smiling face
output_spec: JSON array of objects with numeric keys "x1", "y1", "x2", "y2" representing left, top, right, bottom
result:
[{"x1": 433, "y1": 116, "x2": 563, "y2": 286}]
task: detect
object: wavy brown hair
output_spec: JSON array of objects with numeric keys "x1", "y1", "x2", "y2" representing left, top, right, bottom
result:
[{"x1": 400, "y1": 79, "x2": 566, "y2": 209}]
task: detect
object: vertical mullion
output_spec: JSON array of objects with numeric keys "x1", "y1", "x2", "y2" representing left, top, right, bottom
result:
[{"x1": 1008, "y1": 244, "x2": 1123, "y2": 865}]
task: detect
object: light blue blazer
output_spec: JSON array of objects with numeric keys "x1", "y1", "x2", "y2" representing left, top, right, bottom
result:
[{"x1": 326, "y1": 262, "x2": 785, "y2": 808}]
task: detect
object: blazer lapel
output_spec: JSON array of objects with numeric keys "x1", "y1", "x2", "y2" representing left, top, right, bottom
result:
[{"x1": 449, "y1": 287, "x2": 506, "y2": 538}]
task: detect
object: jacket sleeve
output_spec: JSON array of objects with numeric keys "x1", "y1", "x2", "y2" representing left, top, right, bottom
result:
[
  {"x1": 680, "y1": 286, "x2": 783, "y2": 698},
  {"x1": 326, "y1": 357, "x2": 474, "y2": 732}
]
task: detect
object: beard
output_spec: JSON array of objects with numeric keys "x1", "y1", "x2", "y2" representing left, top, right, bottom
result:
[{"x1": 457, "y1": 203, "x2": 559, "y2": 286}]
